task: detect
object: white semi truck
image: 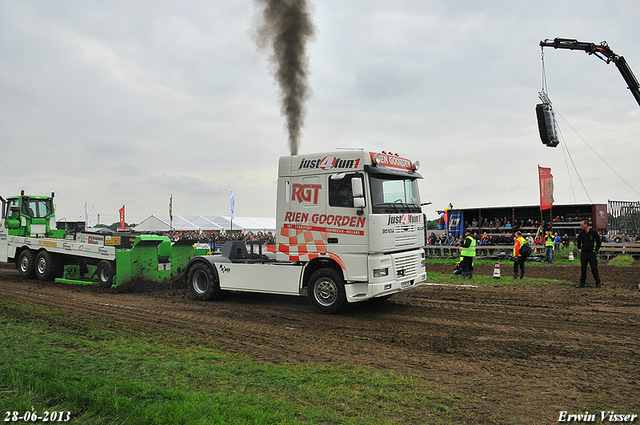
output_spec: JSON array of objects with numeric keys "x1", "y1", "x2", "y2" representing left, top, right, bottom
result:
[{"x1": 185, "y1": 149, "x2": 427, "y2": 313}]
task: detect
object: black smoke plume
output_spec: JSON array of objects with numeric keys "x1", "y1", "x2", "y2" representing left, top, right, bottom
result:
[{"x1": 255, "y1": 0, "x2": 316, "y2": 156}]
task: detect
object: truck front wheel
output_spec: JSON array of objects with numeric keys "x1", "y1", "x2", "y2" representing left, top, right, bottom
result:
[
  {"x1": 18, "y1": 250, "x2": 36, "y2": 279},
  {"x1": 188, "y1": 262, "x2": 223, "y2": 301},
  {"x1": 307, "y1": 268, "x2": 346, "y2": 314},
  {"x1": 35, "y1": 251, "x2": 61, "y2": 281}
]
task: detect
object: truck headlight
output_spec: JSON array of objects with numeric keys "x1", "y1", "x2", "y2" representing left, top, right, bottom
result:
[{"x1": 373, "y1": 268, "x2": 389, "y2": 278}]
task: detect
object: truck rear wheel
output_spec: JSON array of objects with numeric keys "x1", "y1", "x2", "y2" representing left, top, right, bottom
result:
[
  {"x1": 35, "y1": 251, "x2": 61, "y2": 281},
  {"x1": 97, "y1": 261, "x2": 116, "y2": 287},
  {"x1": 307, "y1": 268, "x2": 346, "y2": 314},
  {"x1": 188, "y1": 262, "x2": 223, "y2": 301},
  {"x1": 18, "y1": 250, "x2": 36, "y2": 279}
]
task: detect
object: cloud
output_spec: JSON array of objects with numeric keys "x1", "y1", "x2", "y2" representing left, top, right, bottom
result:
[{"x1": 1, "y1": 0, "x2": 639, "y2": 226}]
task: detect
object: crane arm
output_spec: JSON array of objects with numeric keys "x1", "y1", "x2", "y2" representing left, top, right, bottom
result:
[{"x1": 540, "y1": 37, "x2": 640, "y2": 107}]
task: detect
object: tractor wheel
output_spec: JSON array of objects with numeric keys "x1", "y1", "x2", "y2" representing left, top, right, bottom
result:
[
  {"x1": 97, "y1": 261, "x2": 116, "y2": 287},
  {"x1": 18, "y1": 250, "x2": 36, "y2": 279},
  {"x1": 35, "y1": 251, "x2": 61, "y2": 281},
  {"x1": 307, "y1": 268, "x2": 347, "y2": 314},
  {"x1": 188, "y1": 262, "x2": 223, "y2": 301}
]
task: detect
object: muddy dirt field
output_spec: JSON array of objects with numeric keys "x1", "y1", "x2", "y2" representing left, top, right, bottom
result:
[{"x1": 2, "y1": 262, "x2": 639, "y2": 424}]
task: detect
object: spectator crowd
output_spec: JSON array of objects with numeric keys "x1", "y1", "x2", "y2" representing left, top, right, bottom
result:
[
  {"x1": 428, "y1": 227, "x2": 638, "y2": 248},
  {"x1": 465, "y1": 216, "x2": 588, "y2": 230},
  {"x1": 162, "y1": 230, "x2": 275, "y2": 250}
]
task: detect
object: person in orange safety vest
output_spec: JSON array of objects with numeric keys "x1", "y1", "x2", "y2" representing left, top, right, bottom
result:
[{"x1": 513, "y1": 231, "x2": 528, "y2": 279}]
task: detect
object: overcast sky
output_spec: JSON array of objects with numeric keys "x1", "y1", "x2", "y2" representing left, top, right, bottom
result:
[{"x1": 1, "y1": 0, "x2": 639, "y2": 226}]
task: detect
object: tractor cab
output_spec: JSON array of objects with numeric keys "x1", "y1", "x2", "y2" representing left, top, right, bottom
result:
[{"x1": 1, "y1": 192, "x2": 65, "y2": 238}]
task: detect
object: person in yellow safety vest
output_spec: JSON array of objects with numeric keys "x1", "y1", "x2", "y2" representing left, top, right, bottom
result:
[
  {"x1": 459, "y1": 229, "x2": 476, "y2": 279},
  {"x1": 513, "y1": 231, "x2": 528, "y2": 279},
  {"x1": 544, "y1": 230, "x2": 555, "y2": 264}
]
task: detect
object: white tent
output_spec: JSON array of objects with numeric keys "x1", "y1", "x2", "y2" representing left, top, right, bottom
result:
[
  {"x1": 224, "y1": 216, "x2": 277, "y2": 233},
  {"x1": 182, "y1": 216, "x2": 225, "y2": 232},
  {"x1": 133, "y1": 215, "x2": 200, "y2": 232},
  {"x1": 133, "y1": 215, "x2": 275, "y2": 233}
]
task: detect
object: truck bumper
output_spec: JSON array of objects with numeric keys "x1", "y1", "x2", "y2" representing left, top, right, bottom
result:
[{"x1": 344, "y1": 270, "x2": 427, "y2": 303}]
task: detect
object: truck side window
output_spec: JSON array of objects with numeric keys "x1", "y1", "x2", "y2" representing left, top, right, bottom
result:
[
  {"x1": 329, "y1": 174, "x2": 354, "y2": 208},
  {"x1": 22, "y1": 200, "x2": 34, "y2": 218}
]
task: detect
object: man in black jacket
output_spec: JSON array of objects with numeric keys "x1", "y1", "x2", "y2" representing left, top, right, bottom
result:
[{"x1": 576, "y1": 220, "x2": 602, "y2": 288}]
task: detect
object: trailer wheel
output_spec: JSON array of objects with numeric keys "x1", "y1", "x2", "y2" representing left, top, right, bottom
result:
[
  {"x1": 188, "y1": 262, "x2": 222, "y2": 301},
  {"x1": 18, "y1": 250, "x2": 36, "y2": 279},
  {"x1": 35, "y1": 251, "x2": 60, "y2": 281},
  {"x1": 307, "y1": 268, "x2": 346, "y2": 314},
  {"x1": 97, "y1": 261, "x2": 115, "y2": 288}
]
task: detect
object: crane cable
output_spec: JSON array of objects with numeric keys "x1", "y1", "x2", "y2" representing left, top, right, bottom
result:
[
  {"x1": 540, "y1": 48, "x2": 548, "y2": 98},
  {"x1": 554, "y1": 116, "x2": 591, "y2": 204},
  {"x1": 555, "y1": 110, "x2": 640, "y2": 198},
  {"x1": 558, "y1": 126, "x2": 578, "y2": 204},
  {"x1": 540, "y1": 48, "x2": 585, "y2": 203},
  {"x1": 540, "y1": 48, "x2": 578, "y2": 203}
]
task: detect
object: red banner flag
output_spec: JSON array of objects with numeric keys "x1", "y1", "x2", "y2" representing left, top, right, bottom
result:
[
  {"x1": 169, "y1": 195, "x2": 173, "y2": 222},
  {"x1": 538, "y1": 166, "x2": 554, "y2": 210},
  {"x1": 119, "y1": 205, "x2": 125, "y2": 229}
]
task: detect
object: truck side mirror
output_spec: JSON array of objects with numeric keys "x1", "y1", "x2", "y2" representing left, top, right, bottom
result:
[
  {"x1": 351, "y1": 177, "x2": 363, "y2": 197},
  {"x1": 351, "y1": 177, "x2": 365, "y2": 214}
]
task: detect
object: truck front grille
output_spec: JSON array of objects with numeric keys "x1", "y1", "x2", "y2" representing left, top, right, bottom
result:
[
  {"x1": 382, "y1": 223, "x2": 422, "y2": 250},
  {"x1": 393, "y1": 252, "x2": 421, "y2": 278}
]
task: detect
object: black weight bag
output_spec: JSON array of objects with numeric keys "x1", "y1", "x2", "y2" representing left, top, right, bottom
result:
[{"x1": 519, "y1": 242, "x2": 532, "y2": 258}]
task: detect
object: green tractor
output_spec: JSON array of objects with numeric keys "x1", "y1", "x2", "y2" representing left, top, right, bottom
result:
[{"x1": 1, "y1": 192, "x2": 204, "y2": 287}]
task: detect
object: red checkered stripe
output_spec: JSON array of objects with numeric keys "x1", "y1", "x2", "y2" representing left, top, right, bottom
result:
[{"x1": 278, "y1": 225, "x2": 345, "y2": 269}]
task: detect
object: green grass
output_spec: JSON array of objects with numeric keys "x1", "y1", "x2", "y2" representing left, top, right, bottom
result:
[
  {"x1": 424, "y1": 258, "x2": 576, "y2": 286},
  {"x1": 425, "y1": 256, "x2": 585, "y2": 267},
  {"x1": 424, "y1": 271, "x2": 570, "y2": 287},
  {"x1": 425, "y1": 257, "x2": 578, "y2": 267},
  {"x1": 0, "y1": 302, "x2": 466, "y2": 425},
  {"x1": 607, "y1": 254, "x2": 636, "y2": 266}
]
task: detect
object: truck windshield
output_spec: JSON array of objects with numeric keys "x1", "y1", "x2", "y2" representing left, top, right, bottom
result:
[
  {"x1": 369, "y1": 175, "x2": 421, "y2": 214},
  {"x1": 22, "y1": 198, "x2": 53, "y2": 218}
]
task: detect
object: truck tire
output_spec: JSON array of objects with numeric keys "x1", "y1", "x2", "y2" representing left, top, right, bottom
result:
[
  {"x1": 35, "y1": 251, "x2": 60, "y2": 281},
  {"x1": 188, "y1": 262, "x2": 223, "y2": 301},
  {"x1": 307, "y1": 268, "x2": 347, "y2": 314},
  {"x1": 18, "y1": 250, "x2": 36, "y2": 279},
  {"x1": 97, "y1": 261, "x2": 116, "y2": 287}
]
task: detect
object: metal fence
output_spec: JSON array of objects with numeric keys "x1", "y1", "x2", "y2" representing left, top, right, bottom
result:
[{"x1": 608, "y1": 200, "x2": 640, "y2": 235}]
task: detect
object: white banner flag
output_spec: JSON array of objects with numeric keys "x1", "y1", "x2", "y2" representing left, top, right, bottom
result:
[{"x1": 230, "y1": 191, "x2": 235, "y2": 220}]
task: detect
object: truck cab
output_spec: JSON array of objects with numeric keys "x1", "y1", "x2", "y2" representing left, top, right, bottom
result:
[{"x1": 276, "y1": 150, "x2": 426, "y2": 309}]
